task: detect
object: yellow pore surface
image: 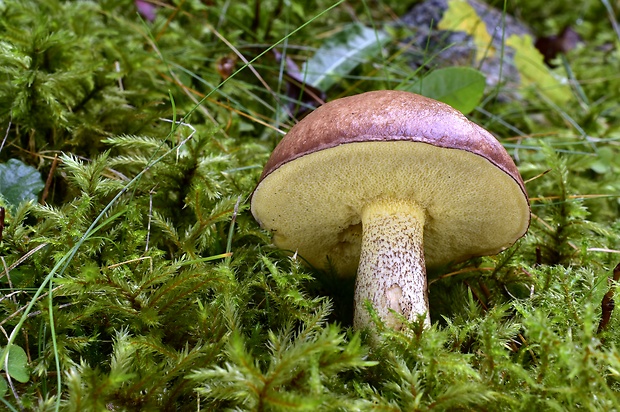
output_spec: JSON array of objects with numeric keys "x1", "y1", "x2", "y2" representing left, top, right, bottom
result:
[{"x1": 251, "y1": 141, "x2": 530, "y2": 277}]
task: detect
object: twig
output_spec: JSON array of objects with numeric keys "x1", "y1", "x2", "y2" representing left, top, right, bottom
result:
[
  {"x1": 0, "y1": 243, "x2": 49, "y2": 278},
  {"x1": 145, "y1": 187, "x2": 156, "y2": 254},
  {"x1": 41, "y1": 154, "x2": 59, "y2": 205},
  {"x1": 428, "y1": 266, "x2": 494, "y2": 285},
  {"x1": 0, "y1": 286, "x2": 63, "y2": 327},
  {"x1": 523, "y1": 169, "x2": 551, "y2": 184},
  {"x1": 0, "y1": 120, "x2": 11, "y2": 154},
  {"x1": 209, "y1": 24, "x2": 293, "y2": 120},
  {"x1": 107, "y1": 256, "x2": 153, "y2": 271},
  {"x1": 1, "y1": 257, "x2": 16, "y2": 303},
  {"x1": 588, "y1": 248, "x2": 620, "y2": 254},
  {"x1": 0, "y1": 207, "x2": 4, "y2": 242}
]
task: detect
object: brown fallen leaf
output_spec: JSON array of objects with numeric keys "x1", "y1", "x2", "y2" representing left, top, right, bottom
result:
[
  {"x1": 535, "y1": 26, "x2": 582, "y2": 67},
  {"x1": 273, "y1": 49, "x2": 326, "y2": 120},
  {"x1": 597, "y1": 262, "x2": 620, "y2": 334}
]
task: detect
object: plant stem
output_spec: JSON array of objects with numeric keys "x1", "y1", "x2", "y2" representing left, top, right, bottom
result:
[{"x1": 354, "y1": 198, "x2": 430, "y2": 331}]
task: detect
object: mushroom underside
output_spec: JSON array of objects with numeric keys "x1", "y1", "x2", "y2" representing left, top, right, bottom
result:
[{"x1": 251, "y1": 140, "x2": 529, "y2": 277}]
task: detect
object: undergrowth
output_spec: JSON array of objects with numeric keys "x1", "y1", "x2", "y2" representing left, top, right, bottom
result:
[{"x1": 1, "y1": 0, "x2": 620, "y2": 410}]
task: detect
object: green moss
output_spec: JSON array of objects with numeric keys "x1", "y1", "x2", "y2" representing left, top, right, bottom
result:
[{"x1": 1, "y1": 0, "x2": 620, "y2": 410}]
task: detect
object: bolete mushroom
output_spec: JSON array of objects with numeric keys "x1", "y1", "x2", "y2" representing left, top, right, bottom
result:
[{"x1": 251, "y1": 90, "x2": 530, "y2": 331}]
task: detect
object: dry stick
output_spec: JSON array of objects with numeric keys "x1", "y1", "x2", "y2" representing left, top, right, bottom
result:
[
  {"x1": 535, "y1": 247, "x2": 542, "y2": 266},
  {"x1": 0, "y1": 120, "x2": 11, "y2": 154},
  {"x1": 523, "y1": 169, "x2": 551, "y2": 184},
  {"x1": 0, "y1": 286, "x2": 63, "y2": 328},
  {"x1": 40, "y1": 154, "x2": 59, "y2": 205},
  {"x1": 1, "y1": 257, "x2": 17, "y2": 306},
  {"x1": 598, "y1": 262, "x2": 620, "y2": 333},
  {"x1": 588, "y1": 248, "x2": 620, "y2": 254},
  {"x1": 1, "y1": 243, "x2": 48, "y2": 277},
  {"x1": 107, "y1": 256, "x2": 153, "y2": 270},
  {"x1": 0, "y1": 207, "x2": 4, "y2": 242},
  {"x1": 145, "y1": 187, "x2": 155, "y2": 254}
]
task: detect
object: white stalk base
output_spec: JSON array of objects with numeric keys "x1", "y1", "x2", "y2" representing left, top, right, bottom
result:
[{"x1": 353, "y1": 198, "x2": 430, "y2": 331}]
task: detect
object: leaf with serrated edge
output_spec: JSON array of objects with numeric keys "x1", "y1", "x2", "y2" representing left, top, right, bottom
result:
[{"x1": 302, "y1": 23, "x2": 390, "y2": 91}]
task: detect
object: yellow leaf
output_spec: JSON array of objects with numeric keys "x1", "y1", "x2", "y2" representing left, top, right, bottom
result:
[
  {"x1": 505, "y1": 34, "x2": 572, "y2": 105},
  {"x1": 437, "y1": 0, "x2": 495, "y2": 63}
]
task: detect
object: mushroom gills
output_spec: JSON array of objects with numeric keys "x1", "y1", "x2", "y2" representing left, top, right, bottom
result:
[{"x1": 252, "y1": 141, "x2": 529, "y2": 276}]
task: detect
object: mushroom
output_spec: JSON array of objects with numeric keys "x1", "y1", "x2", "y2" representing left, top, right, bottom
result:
[{"x1": 251, "y1": 90, "x2": 530, "y2": 331}]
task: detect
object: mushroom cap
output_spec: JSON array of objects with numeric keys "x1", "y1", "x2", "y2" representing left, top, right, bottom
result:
[{"x1": 251, "y1": 90, "x2": 530, "y2": 276}]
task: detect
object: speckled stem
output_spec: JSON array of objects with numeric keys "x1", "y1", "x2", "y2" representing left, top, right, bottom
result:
[{"x1": 353, "y1": 199, "x2": 430, "y2": 331}]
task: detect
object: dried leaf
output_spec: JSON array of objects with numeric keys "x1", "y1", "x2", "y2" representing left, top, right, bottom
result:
[
  {"x1": 506, "y1": 34, "x2": 572, "y2": 105},
  {"x1": 534, "y1": 27, "x2": 582, "y2": 67},
  {"x1": 437, "y1": 0, "x2": 495, "y2": 63},
  {"x1": 273, "y1": 49, "x2": 325, "y2": 118}
]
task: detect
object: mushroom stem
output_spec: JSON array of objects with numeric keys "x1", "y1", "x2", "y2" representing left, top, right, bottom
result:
[{"x1": 353, "y1": 198, "x2": 430, "y2": 331}]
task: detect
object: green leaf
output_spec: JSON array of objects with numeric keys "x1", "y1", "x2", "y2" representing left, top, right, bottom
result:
[
  {"x1": 301, "y1": 23, "x2": 390, "y2": 91},
  {"x1": 403, "y1": 67, "x2": 486, "y2": 114},
  {"x1": 0, "y1": 345, "x2": 30, "y2": 383},
  {"x1": 0, "y1": 159, "x2": 45, "y2": 208},
  {"x1": 506, "y1": 34, "x2": 572, "y2": 105}
]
